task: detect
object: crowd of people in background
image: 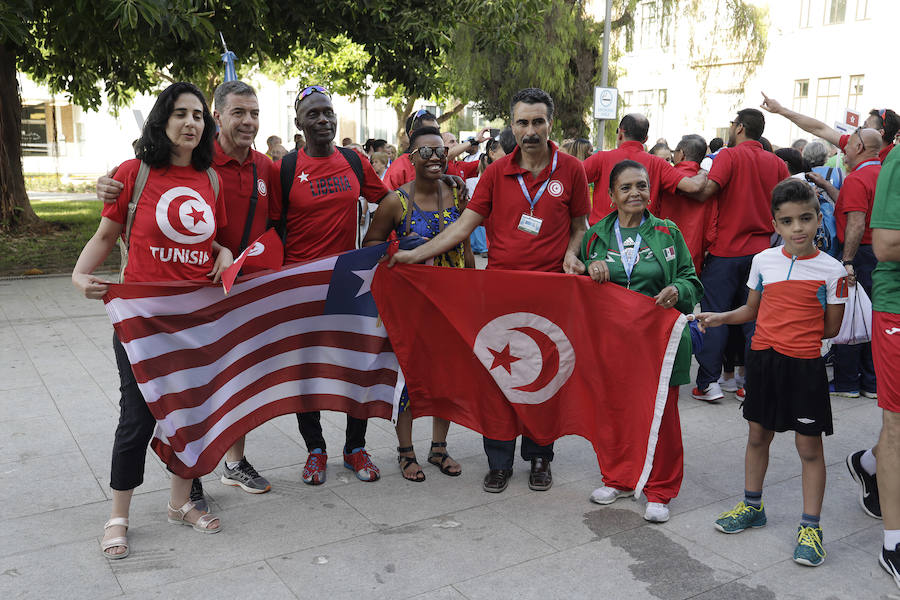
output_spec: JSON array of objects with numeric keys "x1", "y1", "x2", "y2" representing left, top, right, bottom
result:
[{"x1": 78, "y1": 78, "x2": 900, "y2": 591}]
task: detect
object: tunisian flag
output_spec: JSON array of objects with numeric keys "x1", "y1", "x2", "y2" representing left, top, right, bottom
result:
[
  {"x1": 372, "y1": 264, "x2": 686, "y2": 497},
  {"x1": 103, "y1": 244, "x2": 398, "y2": 478}
]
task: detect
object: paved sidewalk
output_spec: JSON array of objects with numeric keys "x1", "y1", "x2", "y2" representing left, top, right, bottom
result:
[{"x1": 0, "y1": 275, "x2": 897, "y2": 599}]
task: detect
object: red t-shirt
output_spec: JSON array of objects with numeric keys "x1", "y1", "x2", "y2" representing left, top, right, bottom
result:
[
  {"x1": 467, "y1": 141, "x2": 589, "y2": 273},
  {"x1": 582, "y1": 141, "x2": 685, "y2": 223},
  {"x1": 447, "y1": 160, "x2": 479, "y2": 180},
  {"x1": 102, "y1": 159, "x2": 226, "y2": 283},
  {"x1": 836, "y1": 159, "x2": 881, "y2": 245},
  {"x1": 707, "y1": 140, "x2": 790, "y2": 257},
  {"x1": 383, "y1": 154, "x2": 415, "y2": 190},
  {"x1": 212, "y1": 141, "x2": 274, "y2": 261},
  {"x1": 269, "y1": 148, "x2": 389, "y2": 264},
  {"x1": 655, "y1": 160, "x2": 715, "y2": 275}
]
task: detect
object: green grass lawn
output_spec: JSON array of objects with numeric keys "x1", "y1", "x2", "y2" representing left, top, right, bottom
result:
[{"x1": 0, "y1": 199, "x2": 120, "y2": 277}]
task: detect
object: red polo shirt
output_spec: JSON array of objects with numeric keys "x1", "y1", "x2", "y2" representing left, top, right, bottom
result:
[
  {"x1": 836, "y1": 159, "x2": 881, "y2": 245},
  {"x1": 655, "y1": 160, "x2": 715, "y2": 275},
  {"x1": 383, "y1": 154, "x2": 415, "y2": 190},
  {"x1": 467, "y1": 141, "x2": 589, "y2": 273},
  {"x1": 381, "y1": 153, "x2": 478, "y2": 190},
  {"x1": 269, "y1": 148, "x2": 389, "y2": 264},
  {"x1": 582, "y1": 140, "x2": 685, "y2": 223},
  {"x1": 212, "y1": 140, "x2": 274, "y2": 261},
  {"x1": 707, "y1": 140, "x2": 790, "y2": 257},
  {"x1": 879, "y1": 143, "x2": 895, "y2": 163}
]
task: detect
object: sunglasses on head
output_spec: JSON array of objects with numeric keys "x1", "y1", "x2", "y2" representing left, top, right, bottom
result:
[
  {"x1": 413, "y1": 108, "x2": 428, "y2": 119},
  {"x1": 295, "y1": 85, "x2": 330, "y2": 108},
  {"x1": 413, "y1": 146, "x2": 447, "y2": 160}
]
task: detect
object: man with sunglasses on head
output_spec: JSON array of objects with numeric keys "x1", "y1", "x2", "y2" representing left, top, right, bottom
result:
[
  {"x1": 388, "y1": 87, "x2": 590, "y2": 494},
  {"x1": 96, "y1": 80, "x2": 276, "y2": 504},
  {"x1": 268, "y1": 85, "x2": 394, "y2": 485}
]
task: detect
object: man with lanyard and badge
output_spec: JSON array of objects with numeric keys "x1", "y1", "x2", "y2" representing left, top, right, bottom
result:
[
  {"x1": 96, "y1": 80, "x2": 275, "y2": 504},
  {"x1": 388, "y1": 87, "x2": 590, "y2": 494}
]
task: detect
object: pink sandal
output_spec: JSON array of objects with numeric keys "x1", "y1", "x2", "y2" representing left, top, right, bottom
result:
[
  {"x1": 101, "y1": 517, "x2": 129, "y2": 559},
  {"x1": 166, "y1": 500, "x2": 221, "y2": 534}
]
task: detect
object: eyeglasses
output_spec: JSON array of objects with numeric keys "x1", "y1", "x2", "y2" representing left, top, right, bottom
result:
[
  {"x1": 855, "y1": 127, "x2": 867, "y2": 152},
  {"x1": 412, "y1": 146, "x2": 447, "y2": 160},
  {"x1": 294, "y1": 85, "x2": 330, "y2": 109}
]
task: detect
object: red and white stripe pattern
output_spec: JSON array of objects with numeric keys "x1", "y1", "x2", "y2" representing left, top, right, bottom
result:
[{"x1": 104, "y1": 251, "x2": 398, "y2": 478}]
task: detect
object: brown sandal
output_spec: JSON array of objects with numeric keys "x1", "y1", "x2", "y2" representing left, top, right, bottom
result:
[
  {"x1": 428, "y1": 441, "x2": 461, "y2": 476},
  {"x1": 397, "y1": 446, "x2": 425, "y2": 482}
]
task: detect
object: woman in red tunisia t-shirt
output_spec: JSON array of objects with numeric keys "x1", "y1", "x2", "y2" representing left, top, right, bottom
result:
[{"x1": 72, "y1": 82, "x2": 232, "y2": 560}]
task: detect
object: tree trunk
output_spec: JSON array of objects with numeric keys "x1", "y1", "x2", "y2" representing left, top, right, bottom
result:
[
  {"x1": 392, "y1": 97, "x2": 416, "y2": 152},
  {"x1": 0, "y1": 43, "x2": 39, "y2": 232},
  {"x1": 437, "y1": 101, "x2": 466, "y2": 124}
]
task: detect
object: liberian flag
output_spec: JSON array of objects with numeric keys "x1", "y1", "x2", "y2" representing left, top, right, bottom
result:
[{"x1": 103, "y1": 244, "x2": 398, "y2": 478}]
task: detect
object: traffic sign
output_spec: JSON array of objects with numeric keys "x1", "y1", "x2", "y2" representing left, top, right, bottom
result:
[{"x1": 594, "y1": 87, "x2": 618, "y2": 120}]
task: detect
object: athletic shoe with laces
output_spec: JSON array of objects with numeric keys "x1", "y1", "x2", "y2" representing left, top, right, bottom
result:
[
  {"x1": 793, "y1": 525, "x2": 826, "y2": 566},
  {"x1": 692, "y1": 381, "x2": 724, "y2": 402},
  {"x1": 589, "y1": 486, "x2": 634, "y2": 505},
  {"x1": 343, "y1": 448, "x2": 380, "y2": 482},
  {"x1": 714, "y1": 501, "x2": 767, "y2": 533},
  {"x1": 880, "y1": 544, "x2": 900, "y2": 590},
  {"x1": 829, "y1": 383, "x2": 859, "y2": 398},
  {"x1": 718, "y1": 376, "x2": 740, "y2": 393},
  {"x1": 862, "y1": 390, "x2": 878, "y2": 399},
  {"x1": 846, "y1": 450, "x2": 881, "y2": 519},
  {"x1": 189, "y1": 478, "x2": 208, "y2": 513},
  {"x1": 644, "y1": 502, "x2": 670, "y2": 523},
  {"x1": 302, "y1": 449, "x2": 327, "y2": 485},
  {"x1": 221, "y1": 457, "x2": 271, "y2": 493}
]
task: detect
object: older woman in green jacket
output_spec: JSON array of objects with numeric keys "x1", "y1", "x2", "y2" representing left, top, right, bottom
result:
[{"x1": 580, "y1": 159, "x2": 703, "y2": 523}]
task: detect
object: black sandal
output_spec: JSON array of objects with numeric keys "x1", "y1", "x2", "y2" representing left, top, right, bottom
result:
[
  {"x1": 428, "y1": 441, "x2": 461, "y2": 477},
  {"x1": 397, "y1": 446, "x2": 425, "y2": 482}
]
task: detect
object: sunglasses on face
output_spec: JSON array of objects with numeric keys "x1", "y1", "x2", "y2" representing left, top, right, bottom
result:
[{"x1": 413, "y1": 146, "x2": 447, "y2": 160}]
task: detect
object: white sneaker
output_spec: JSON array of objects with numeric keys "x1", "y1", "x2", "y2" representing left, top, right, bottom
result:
[
  {"x1": 862, "y1": 390, "x2": 878, "y2": 400},
  {"x1": 718, "y1": 376, "x2": 739, "y2": 393},
  {"x1": 692, "y1": 381, "x2": 724, "y2": 402},
  {"x1": 590, "y1": 486, "x2": 634, "y2": 505},
  {"x1": 644, "y1": 502, "x2": 670, "y2": 523},
  {"x1": 735, "y1": 373, "x2": 746, "y2": 388}
]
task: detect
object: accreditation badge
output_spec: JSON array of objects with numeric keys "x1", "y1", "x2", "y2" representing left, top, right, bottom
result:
[{"x1": 517, "y1": 213, "x2": 543, "y2": 235}]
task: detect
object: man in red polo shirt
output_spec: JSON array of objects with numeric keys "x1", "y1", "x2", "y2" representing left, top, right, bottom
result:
[
  {"x1": 389, "y1": 87, "x2": 589, "y2": 493},
  {"x1": 268, "y1": 85, "x2": 392, "y2": 485},
  {"x1": 690, "y1": 108, "x2": 790, "y2": 402},
  {"x1": 656, "y1": 134, "x2": 715, "y2": 275},
  {"x1": 96, "y1": 80, "x2": 276, "y2": 501},
  {"x1": 583, "y1": 113, "x2": 707, "y2": 223},
  {"x1": 829, "y1": 127, "x2": 883, "y2": 398},
  {"x1": 761, "y1": 94, "x2": 898, "y2": 163}
]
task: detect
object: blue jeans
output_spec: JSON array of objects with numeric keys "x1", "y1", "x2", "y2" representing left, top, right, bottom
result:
[
  {"x1": 696, "y1": 254, "x2": 757, "y2": 390},
  {"x1": 832, "y1": 245, "x2": 877, "y2": 393}
]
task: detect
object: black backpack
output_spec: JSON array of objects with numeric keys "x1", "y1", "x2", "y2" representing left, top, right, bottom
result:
[{"x1": 276, "y1": 146, "x2": 365, "y2": 242}]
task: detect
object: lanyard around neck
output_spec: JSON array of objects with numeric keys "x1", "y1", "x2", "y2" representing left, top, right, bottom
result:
[
  {"x1": 614, "y1": 216, "x2": 646, "y2": 288},
  {"x1": 516, "y1": 150, "x2": 558, "y2": 214}
]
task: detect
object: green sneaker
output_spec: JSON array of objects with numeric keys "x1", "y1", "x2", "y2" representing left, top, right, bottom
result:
[
  {"x1": 714, "y1": 501, "x2": 767, "y2": 533},
  {"x1": 793, "y1": 525, "x2": 826, "y2": 567}
]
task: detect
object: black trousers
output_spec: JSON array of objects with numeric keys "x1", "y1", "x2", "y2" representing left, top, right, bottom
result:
[
  {"x1": 296, "y1": 412, "x2": 367, "y2": 455},
  {"x1": 482, "y1": 436, "x2": 554, "y2": 470},
  {"x1": 110, "y1": 333, "x2": 157, "y2": 491}
]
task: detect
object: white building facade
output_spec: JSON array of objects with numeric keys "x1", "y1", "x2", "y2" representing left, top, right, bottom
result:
[{"x1": 588, "y1": 0, "x2": 891, "y2": 148}]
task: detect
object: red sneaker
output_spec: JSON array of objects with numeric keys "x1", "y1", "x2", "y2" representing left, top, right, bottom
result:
[
  {"x1": 302, "y1": 450, "x2": 327, "y2": 485},
  {"x1": 343, "y1": 448, "x2": 380, "y2": 482}
]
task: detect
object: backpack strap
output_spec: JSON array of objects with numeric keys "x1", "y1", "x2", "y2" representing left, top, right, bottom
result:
[
  {"x1": 206, "y1": 166, "x2": 219, "y2": 199},
  {"x1": 336, "y1": 146, "x2": 365, "y2": 189},
  {"x1": 238, "y1": 162, "x2": 258, "y2": 252},
  {"x1": 278, "y1": 150, "x2": 298, "y2": 243},
  {"x1": 118, "y1": 161, "x2": 151, "y2": 282}
]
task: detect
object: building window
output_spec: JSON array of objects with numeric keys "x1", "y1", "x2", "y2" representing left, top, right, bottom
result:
[
  {"x1": 638, "y1": 1, "x2": 658, "y2": 49},
  {"x1": 848, "y1": 75, "x2": 864, "y2": 110},
  {"x1": 825, "y1": 0, "x2": 846, "y2": 24},
  {"x1": 22, "y1": 101, "x2": 51, "y2": 156},
  {"x1": 856, "y1": 0, "x2": 869, "y2": 19},
  {"x1": 799, "y1": 0, "x2": 820, "y2": 28},
  {"x1": 815, "y1": 77, "x2": 841, "y2": 124},
  {"x1": 792, "y1": 79, "x2": 810, "y2": 144},
  {"x1": 623, "y1": 91, "x2": 634, "y2": 111}
]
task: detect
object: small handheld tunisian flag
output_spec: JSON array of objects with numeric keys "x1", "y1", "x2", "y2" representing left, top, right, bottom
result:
[
  {"x1": 372, "y1": 264, "x2": 686, "y2": 497},
  {"x1": 222, "y1": 228, "x2": 284, "y2": 293},
  {"x1": 104, "y1": 244, "x2": 398, "y2": 478}
]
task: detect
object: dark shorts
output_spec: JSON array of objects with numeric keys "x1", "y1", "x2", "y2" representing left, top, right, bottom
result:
[{"x1": 743, "y1": 348, "x2": 833, "y2": 436}]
